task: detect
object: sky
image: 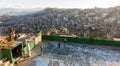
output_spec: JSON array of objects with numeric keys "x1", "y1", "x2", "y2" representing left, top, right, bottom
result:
[{"x1": 0, "y1": 0, "x2": 120, "y2": 9}]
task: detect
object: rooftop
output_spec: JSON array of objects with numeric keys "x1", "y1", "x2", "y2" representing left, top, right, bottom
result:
[{"x1": 17, "y1": 41, "x2": 120, "y2": 66}]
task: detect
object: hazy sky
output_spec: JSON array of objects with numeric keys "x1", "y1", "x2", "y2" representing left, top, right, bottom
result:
[{"x1": 0, "y1": 0, "x2": 120, "y2": 9}]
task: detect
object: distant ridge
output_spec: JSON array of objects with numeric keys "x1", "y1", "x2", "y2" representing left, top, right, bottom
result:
[{"x1": 0, "y1": 8, "x2": 43, "y2": 16}]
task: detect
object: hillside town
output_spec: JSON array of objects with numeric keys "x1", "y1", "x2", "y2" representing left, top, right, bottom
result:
[{"x1": 1, "y1": 6, "x2": 120, "y2": 40}]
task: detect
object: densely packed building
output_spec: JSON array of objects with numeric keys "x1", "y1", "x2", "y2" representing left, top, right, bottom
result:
[{"x1": 1, "y1": 6, "x2": 120, "y2": 40}]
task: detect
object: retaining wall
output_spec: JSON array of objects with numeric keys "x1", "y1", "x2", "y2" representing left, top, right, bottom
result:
[{"x1": 42, "y1": 35, "x2": 120, "y2": 47}]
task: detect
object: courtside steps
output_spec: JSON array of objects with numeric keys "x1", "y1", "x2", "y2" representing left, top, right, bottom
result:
[{"x1": 0, "y1": 57, "x2": 15, "y2": 66}]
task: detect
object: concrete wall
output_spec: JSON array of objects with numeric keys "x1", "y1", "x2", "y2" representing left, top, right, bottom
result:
[
  {"x1": 0, "y1": 50, "x2": 4, "y2": 59},
  {"x1": 22, "y1": 41, "x2": 35, "y2": 57},
  {"x1": 2, "y1": 48, "x2": 15, "y2": 63},
  {"x1": 35, "y1": 32, "x2": 42, "y2": 44},
  {"x1": 35, "y1": 34, "x2": 42, "y2": 44}
]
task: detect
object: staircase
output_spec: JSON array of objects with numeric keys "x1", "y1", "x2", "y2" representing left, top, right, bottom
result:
[{"x1": 0, "y1": 58, "x2": 14, "y2": 66}]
